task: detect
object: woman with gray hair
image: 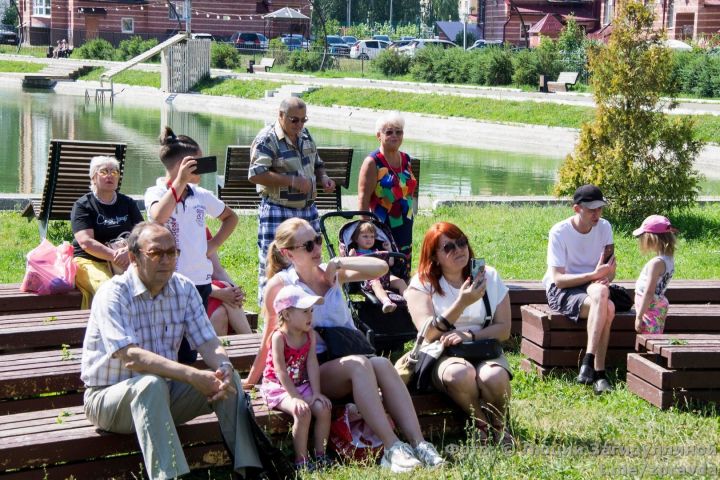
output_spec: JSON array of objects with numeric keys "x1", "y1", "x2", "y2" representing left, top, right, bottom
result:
[
  {"x1": 358, "y1": 112, "x2": 418, "y2": 260},
  {"x1": 71, "y1": 156, "x2": 143, "y2": 308}
]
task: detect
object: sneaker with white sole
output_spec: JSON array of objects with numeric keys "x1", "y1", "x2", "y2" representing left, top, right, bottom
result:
[
  {"x1": 380, "y1": 441, "x2": 422, "y2": 473},
  {"x1": 414, "y1": 441, "x2": 445, "y2": 468}
]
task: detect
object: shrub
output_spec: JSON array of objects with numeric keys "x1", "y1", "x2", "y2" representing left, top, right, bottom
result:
[
  {"x1": 211, "y1": 42, "x2": 240, "y2": 69},
  {"x1": 268, "y1": 38, "x2": 289, "y2": 65},
  {"x1": 511, "y1": 48, "x2": 542, "y2": 86},
  {"x1": 555, "y1": 1, "x2": 704, "y2": 225},
  {"x1": 409, "y1": 46, "x2": 446, "y2": 82},
  {"x1": 115, "y1": 36, "x2": 158, "y2": 61},
  {"x1": 372, "y1": 49, "x2": 412, "y2": 76},
  {"x1": 287, "y1": 49, "x2": 323, "y2": 72},
  {"x1": 483, "y1": 47, "x2": 513, "y2": 85},
  {"x1": 71, "y1": 38, "x2": 115, "y2": 61}
]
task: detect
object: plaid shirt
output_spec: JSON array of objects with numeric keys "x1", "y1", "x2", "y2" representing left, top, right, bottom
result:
[
  {"x1": 249, "y1": 123, "x2": 324, "y2": 209},
  {"x1": 80, "y1": 268, "x2": 217, "y2": 387}
]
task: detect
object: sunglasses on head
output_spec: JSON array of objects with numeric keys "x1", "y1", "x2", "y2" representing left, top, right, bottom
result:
[
  {"x1": 290, "y1": 234, "x2": 322, "y2": 252},
  {"x1": 440, "y1": 236, "x2": 468, "y2": 254},
  {"x1": 383, "y1": 129, "x2": 404, "y2": 136},
  {"x1": 287, "y1": 115, "x2": 309, "y2": 124}
]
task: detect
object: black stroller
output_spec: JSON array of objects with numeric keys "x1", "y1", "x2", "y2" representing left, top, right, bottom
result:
[{"x1": 319, "y1": 211, "x2": 418, "y2": 353}]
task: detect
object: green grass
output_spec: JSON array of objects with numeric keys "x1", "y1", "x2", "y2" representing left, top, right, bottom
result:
[
  {"x1": 5, "y1": 204, "x2": 720, "y2": 478},
  {"x1": 194, "y1": 76, "x2": 284, "y2": 99},
  {"x1": 0, "y1": 45, "x2": 48, "y2": 57},
  {"x1": 0, "y1": 59, "x2": 44, "y2": 73},
  {"x1": 76, "y1": 66, "x2": 160, "y2": 88}
]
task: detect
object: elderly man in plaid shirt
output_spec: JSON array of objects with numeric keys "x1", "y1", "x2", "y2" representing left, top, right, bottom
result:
[
  {"x1": 80, "y1": 222, "x2": 261, "y2": 479},
  {"x1": 249, "y1": 97, "x2": 336, "y2": 303}
]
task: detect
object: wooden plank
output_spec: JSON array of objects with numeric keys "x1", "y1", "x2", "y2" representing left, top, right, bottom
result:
[
  {"x1": 626, "y1": 353, "x2": 720, "y2": 389},
  {"x1": 520, "y1": 338, "x2": 630, "y2": 367},
  {"x1": 0, "y1": 284, "x2": 82, "y2": 315},
  {"x1": 626, "y1": 372, "x2": 674, "y2": 409}
]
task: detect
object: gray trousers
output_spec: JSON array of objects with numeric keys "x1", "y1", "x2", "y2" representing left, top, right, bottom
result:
[{"x1": 84, "y1": 371, "x2": 261, "y2": 480}]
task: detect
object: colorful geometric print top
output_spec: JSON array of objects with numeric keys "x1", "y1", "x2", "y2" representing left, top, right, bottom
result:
[{"x1": 368, "y1": 149, "x2": 417, "y2": 231}]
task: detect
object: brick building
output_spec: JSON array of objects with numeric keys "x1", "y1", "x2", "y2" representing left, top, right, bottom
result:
[{"x1": 18, "y1": 0, "x2": 312, "y2": 46}]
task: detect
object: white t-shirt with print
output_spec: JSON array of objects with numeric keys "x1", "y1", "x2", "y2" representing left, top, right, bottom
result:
[
  {"x1": 542, "y1": 217, "x2": 614, "y2": 291},
  {"x1": 407, "y1": 266, "x2": 509, "y2": 329},
  {"x1": 144, "y1": 178, "x2": 226, "y2": 285}
]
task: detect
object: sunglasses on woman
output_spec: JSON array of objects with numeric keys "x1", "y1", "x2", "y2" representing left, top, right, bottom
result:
[
  {"x1": 290, "y1": 234, "x2": 322, "y2": 252},
  {"x1": 440, "y1": 236, "x2": 468, "y2": 254}
]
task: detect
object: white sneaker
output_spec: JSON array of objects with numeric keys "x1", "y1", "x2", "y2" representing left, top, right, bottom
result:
[
  {"x1": 380, "y1": 441, "x2": 422, "y2": 473},
  {"x1": 414, "y1": 441, "x2": 445, "y2": 468}
]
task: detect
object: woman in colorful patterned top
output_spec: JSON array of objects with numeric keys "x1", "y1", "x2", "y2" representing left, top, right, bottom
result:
[{"x1": 358, "y1": 112, "x2": 418, "y2": 260}]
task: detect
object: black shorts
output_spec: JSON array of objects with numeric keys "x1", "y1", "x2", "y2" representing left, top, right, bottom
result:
[{"x1": 546, "y1": 283, "x2": 590, "y2": 323}]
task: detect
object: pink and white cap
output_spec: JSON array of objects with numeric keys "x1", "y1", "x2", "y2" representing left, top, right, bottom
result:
[
  {"x1": 273, "y1": 284, "x2": 324, "y2": 314},
  {"x1": 632, "y1": 215, "x2": 679, "y2": 237}
]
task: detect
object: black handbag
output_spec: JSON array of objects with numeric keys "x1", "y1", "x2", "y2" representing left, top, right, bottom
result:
[
  {"x1": 445, "y1": 338, "x2": 503, "y2": 362},
  {"x1": 315, "y1": 326, "x2": 375, "y2": 361},
  {"x1": 609, "y1": 284, "x2": 633, "y2": 312}
]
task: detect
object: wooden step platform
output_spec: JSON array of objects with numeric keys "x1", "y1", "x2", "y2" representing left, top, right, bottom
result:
[
  {"x1": 0, "y1": 393, "x2": 462, "y2": 479},
  {"x1": 627, "y1": 334, "x2": 720, "y2": 409},
  {"x1": 0, "y1": 284, "x2": 82, "y2": 316},
  {"x1": 520, "y1": 303, "x2": 720, "y2": 376},
  {"x1": 0, "y1": 334, "x2": 262, "y2": 414},
  {"x1": 0, "y1": 308, "x2": 259, "y2": 353}
]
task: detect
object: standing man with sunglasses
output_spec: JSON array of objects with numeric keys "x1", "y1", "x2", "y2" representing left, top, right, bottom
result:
[
  {"x1": 81, "y1": 222, "x2": 262, "y2": 479},
  {"x1": 543, "y1": 184, "x2": 616, "y2": 395},
  {"x1": 249, "y1": 97, "x2": 335, "y2": 303}
]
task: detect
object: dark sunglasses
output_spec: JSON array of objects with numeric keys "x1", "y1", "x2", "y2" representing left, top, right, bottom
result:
[
  {"x1": 288, "y1": 115, "x2": 309, "y2": 124},
  {"x1": 290, "y1": 235, "x2": 322, "y2": 252},
  {"x1": 383, "y1": 129, "x2": 404, "y2": 136},
  {"x1": 139, "y1": 247, "x2": 181, "y2": 261},
  {"x1": 440, "y1": 236, "x2": 468, "y2": 254}
]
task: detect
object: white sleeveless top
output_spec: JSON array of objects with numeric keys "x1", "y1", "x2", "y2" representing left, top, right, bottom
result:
[{"x1": 635, "y1": 255, "x2": 674, "y2": 297}]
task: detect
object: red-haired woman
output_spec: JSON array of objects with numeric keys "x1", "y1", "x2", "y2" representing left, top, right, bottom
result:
[{"x1": 404, "y1": 222, "x2": 514, "y2": 445}]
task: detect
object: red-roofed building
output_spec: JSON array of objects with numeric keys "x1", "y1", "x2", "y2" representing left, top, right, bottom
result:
[{"x1": 18, "y1": 0, "x2": 311, "y2": 47}]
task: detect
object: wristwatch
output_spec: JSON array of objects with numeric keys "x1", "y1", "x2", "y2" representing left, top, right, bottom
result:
[{"x1": 219, "y1": 361, "x2": 234, "y2": 372}]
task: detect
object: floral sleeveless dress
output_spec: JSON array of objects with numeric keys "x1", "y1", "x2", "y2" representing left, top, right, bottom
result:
[{"x1": 368, "y1": 149, "x2": 417, "y2": 259}]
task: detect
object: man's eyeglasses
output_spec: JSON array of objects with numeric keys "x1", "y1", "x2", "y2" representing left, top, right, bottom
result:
[
  {"x1": 289, "y1": 235, "x2": 322, "y2": 253},
  {"x1": 383, "y1": 129, "x2": 404, "y2": 136},
  {"x1": 139, "y1": 248, "x2": 181, "y2": 261},
  {"x1": 98, "y1": 168, "x2": 120, "y2": 178},
  {"x1": 287, "y1": 116, "x2": 309, "y2": 125},
  {"x1": 440, "y1": 236, "x2": 468, "y2": 254}
]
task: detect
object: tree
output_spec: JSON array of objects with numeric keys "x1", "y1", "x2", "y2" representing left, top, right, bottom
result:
[{"x1": 554, "y1": 1, "x2": 704, "y2": 225}]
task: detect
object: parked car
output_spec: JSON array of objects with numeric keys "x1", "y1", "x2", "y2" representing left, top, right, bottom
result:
[
  {"x1": 282, "y1": 34, "x2": 309, "y2": 49},
  {"x1": 467, "y1": 39, "x2": 503, "y2": 50},
  {"x1": 389, "y1": 39, "x2": 415, "y2": 50},
  {"x1": 280, "y1": 36, "x2": 303, "y2": 51},
  {"x1": 349, "y1": 39, "x2": 390, "y2": 60},
  {"x1": 397, "y1": 38, "x2": 458, "y2": 56},
  {"x1": 325, "y1": 35, "x2": 350, "y2": 55},
  {"x1": 0, "y1": 25, "x2": 18, "y2": 45},
  {"x1": 372, "y1": 34, "x2": 391, "y2": 43},
  {"x1": 230, "y1": 32, "x2": 268, "y2": 50},
  {"x1": 342, "y1": 35, "x2": 358, "y2": 46}
]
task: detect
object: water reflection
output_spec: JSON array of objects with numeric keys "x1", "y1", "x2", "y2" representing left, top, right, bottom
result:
[{"x1": 2, "y1": 87, "x2": 717, "y2": 197}]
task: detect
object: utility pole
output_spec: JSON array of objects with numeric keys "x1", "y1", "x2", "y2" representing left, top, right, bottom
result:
[
  {"x1": 389, "y1": 0, "x2": 393, "y2": 31},
  {"x1": 185, "y1": 0, "x2": 191, "y2": 33},
  {"x1": 347, "y1": 0, "x2": 351, "y2": 27}
]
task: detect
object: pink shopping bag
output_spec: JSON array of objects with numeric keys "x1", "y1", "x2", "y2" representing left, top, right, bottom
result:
[{"x1": 20, "y1": 240, "x2": 77, "y2": 295}]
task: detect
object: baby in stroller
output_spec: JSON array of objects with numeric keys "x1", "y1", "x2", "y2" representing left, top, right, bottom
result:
[{"x1": 348, "y1": 221, "x2": 408, "y2": 313}]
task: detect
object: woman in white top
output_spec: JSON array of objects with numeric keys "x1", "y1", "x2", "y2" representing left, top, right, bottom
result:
[
  {"x1": 405, "y1": 222, "x2": 513, "y2": 445},
  {"x1": 245, "y1": 218, "x2": 444, "y2": 473}
]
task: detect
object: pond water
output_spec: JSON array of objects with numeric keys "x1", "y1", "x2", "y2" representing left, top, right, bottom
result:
[{"x1": 1, "y1": 87, "x2": 717, "y2": 197}]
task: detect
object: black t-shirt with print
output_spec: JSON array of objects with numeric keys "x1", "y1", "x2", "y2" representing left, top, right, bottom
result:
[{"x1": 70, "y1": 192, "x2": 144, "y2": 261}]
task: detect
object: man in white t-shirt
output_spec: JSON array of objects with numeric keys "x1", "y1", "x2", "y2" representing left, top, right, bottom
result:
[{"x1": 542, "y1": 184, "x2": 616, "y2": 394}]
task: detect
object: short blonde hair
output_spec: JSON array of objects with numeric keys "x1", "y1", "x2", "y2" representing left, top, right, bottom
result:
[
  {"x1": 639, "y1": 232, "x2": 676, "y2": 256},
  {"x1": 89, "y1": 156, "x2": 120, "y2": 190},
  {"x1": 375, "y1": 111, "x2": 405, "y2": 134}
]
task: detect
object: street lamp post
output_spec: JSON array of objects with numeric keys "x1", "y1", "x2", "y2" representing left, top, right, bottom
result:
[
  {"x1": 390, "y1": 0, "x2": 393, "y2": 31},
  {"x1": 347, "y1": 0, "x2": 351, "y2": 27}
]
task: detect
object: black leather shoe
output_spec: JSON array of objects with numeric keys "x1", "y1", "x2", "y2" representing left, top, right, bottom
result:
[
  {"x1": 593, "y1": 378, "x2": 613, "y2": 395},
  {"x1": 576, "y1": 365, "x2": 594, "y2": 385}
]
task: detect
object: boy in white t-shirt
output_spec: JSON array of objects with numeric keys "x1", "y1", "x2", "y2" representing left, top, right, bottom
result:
[
  {"x1": 144, "y1": 127, "x2": 238, "y2": 364},
  {"x1": 543, "y1": 184, "x2": 616, "y2": 395}
]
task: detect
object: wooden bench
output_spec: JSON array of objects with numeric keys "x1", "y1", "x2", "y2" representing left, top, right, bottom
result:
[
  {"x1": 0, "y1": 284, "x2": 82, "y2": 316},
  {"x1": 0, "y1": 334, "x2": 263, "y2": 415},
  {"x1": 20, "y1": 139, "x2": 127, "y2": 239},
  {"x1": 217, "y1": 145, "x2": 354, "y2": 211},
  {"x1": 520, "y1": 303, "x2": 720, "y2": 376},
  {"x1": 628, "y1": 334, "x2": 720, "y2": 409},
  {"x1": 250, "y1": 57, "x2": 275, "y2": 73},
  {"x1": 0, "y1": 392, "x2": 462, "y2": 479},
  {"x1": 0, "y1": 309, "x2": 260, "y2": 353},
  {"x1": 546, "y1": 71, "x2": 579, "y2": 93}
]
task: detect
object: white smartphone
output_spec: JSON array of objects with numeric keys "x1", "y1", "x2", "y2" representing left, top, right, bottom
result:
[{"x1": 470, "y1": 258, "x2": 485, "y2": 281}]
